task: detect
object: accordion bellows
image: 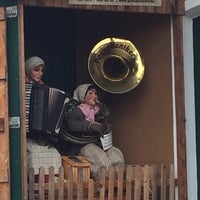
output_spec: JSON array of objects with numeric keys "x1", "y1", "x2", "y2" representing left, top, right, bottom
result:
[{"x1": 26, "y1": 83, "x2": 67, "y2": 136}]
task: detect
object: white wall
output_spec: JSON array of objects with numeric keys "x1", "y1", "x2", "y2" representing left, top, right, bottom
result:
[{"x1": 183, "y1": 1, "x2": 200, "y2": 199}]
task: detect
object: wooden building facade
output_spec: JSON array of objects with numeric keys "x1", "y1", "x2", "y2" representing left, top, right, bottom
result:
[{"x1": 0, "y1": 0, "x2": 188, "y2": 199}]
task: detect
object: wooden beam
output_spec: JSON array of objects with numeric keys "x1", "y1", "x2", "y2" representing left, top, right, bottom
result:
[
  {"x1": 173, "y1": 15, "x2": 188, "y2": 200},
  {"x1": 0, "y1": 7, "x2": 10, "y2": 200},
  {"x1": 19, "y1": 4, "x2": 28, "y2": 200},
  {"x1": 172, "y1": 0, "x2": 185, "y2": 15}
]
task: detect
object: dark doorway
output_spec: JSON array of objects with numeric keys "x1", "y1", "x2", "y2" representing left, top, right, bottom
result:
[{"x1": 24, "y1": 6, "x2": 77, "y2": 94}]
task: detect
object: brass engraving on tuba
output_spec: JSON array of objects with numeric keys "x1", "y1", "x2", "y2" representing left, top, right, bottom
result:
[{"x1": 88, "y1": 38, "x2": 145, "y2": 94}]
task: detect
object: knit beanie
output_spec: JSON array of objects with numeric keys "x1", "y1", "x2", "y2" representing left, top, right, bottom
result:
[
  {"x1": 73, "y1": 84, "x2": 92, "y2": 102},
  {"x1": 25, "y1": 56, "x2": 45, "y2": 74}
]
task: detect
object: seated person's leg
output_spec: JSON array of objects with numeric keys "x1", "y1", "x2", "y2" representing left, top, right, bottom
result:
[{"x1": 80, "y1": 143, "x2": 112, "y2": 180}]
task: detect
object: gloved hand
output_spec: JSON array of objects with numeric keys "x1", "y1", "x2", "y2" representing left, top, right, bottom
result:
[
  {"x1": 95, "y1": 113, "x2": 105, "y2": 123},
  {"x1": 101, "y1": 122, "x2": 111, "y2": 135},
  {"x1": 90, "y1": 122, "x2": 104, "y2": 137}
]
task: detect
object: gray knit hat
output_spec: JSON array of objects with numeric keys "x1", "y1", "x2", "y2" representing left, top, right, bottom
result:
[
  {"x1": 25, "y1": 56, "x2": 45, "y2": 74},
  {"x1": 73, "y1": 84, "x2": 92, "y2": 102}
]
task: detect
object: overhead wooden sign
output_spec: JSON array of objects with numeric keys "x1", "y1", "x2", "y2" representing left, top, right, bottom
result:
[
  {"x1": 68, "y1": 0, "x2": 161, "y2": 6},
  {"x1": 19, "y1": 0, "x2": 184, "y2": 15}
]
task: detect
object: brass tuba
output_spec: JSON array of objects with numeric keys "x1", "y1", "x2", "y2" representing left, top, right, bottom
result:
[{"x1": 88, "y1": 38, "x2": 145, "y2": 94}]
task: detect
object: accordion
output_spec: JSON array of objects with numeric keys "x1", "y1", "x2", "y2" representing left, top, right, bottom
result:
[{"x1": 26, "y1": 83, "x2": 68, "y2": 136}]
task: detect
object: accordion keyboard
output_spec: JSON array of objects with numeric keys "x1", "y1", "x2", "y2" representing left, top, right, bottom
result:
[{"x1": 25, "y1": 83, "x2": 33, "y2": 133}]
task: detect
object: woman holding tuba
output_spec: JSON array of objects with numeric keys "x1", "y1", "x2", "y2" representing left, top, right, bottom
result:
[{"x1": 60, "y1": 83, "x2": 125, "y2": 180}]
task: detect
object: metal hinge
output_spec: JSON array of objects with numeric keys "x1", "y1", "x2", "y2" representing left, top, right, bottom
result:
[
  {"x1": 6, "y1": 6, "x2": 17, "y2": 18},
  {"x1": 9, "y1": 116, "x2": 20, "y2": 129}
]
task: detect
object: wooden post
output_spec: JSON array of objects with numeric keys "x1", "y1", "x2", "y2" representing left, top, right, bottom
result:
[
  {"x1": 0, "y1": 7, "x2": 10, "y2": 200},
  {"x1": 173, "y1": 15, "x2": 188, "y2": 200}
]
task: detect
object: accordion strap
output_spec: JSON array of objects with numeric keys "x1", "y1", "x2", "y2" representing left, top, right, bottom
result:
[{"x1": 59, "y1": 128, "x2": 97, "y2": 145}]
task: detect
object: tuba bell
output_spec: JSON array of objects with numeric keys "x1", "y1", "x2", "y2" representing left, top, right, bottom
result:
[{"x1": 88, "y1": 38, "x2": 145, "y2": 94}]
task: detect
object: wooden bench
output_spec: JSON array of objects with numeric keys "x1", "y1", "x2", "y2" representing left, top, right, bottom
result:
[{"x1": 62, "y1": 156, "x2": 90, "y2": 183}]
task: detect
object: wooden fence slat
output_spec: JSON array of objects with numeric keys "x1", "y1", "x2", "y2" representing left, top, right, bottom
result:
[
  {"x1": 125, "y1": 165, "x2": 133, "y2": 200},
  {"x1": 28, "y1": 167, "x2": 35, "y2": 200},
  {"x1": 134, "y1": 165, "x2": 142, "y2": 200},
  {"x1": 108, "y1": 166, "x2": 114, "y2": 200},
  {"x1": 151, "y1": 165, "x2": 158, "y2": 200},
  {"x1": 143, "y1": 165, "x2": 150, "y2": 200},
  {"x1": 88, "y1": 179, "x2": 94, "y2": 200},
  {"x1": 58, "y1": 167, "x2": 64, "y2": 200},
  {"x1": 77, "y1": 167, "x2": 84, "y2": 200},
  {"x1": 117, "y1": 165, "x2": 124, "y2": 200},
  {"x1": 68, "y1": 166, "x2": 74, "y2": 200},
  {"x1": 160, "y1": 164, "x2": 167, "y2": 200},
  {"x1": 99, "y1": 166, "x2": 106, "y2": 200},
  {"x1": 169, "y1": 164, "x2": 175, "y2": 200},
  {"x1": 39, "y1": 167, "x2": 45, "y2": 200},
  {"x1": 48, "y1": 166, "x2": 55, "y2": 200}
]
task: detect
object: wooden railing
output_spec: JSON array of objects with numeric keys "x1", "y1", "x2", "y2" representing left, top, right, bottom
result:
[{"x1": 28, "y1": 164, "x2": 175, "y2": 200}]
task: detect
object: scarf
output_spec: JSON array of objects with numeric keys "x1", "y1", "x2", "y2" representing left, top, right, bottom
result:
[{"x1": 79, "y1": 103, "x2": 100, "y2": 121}]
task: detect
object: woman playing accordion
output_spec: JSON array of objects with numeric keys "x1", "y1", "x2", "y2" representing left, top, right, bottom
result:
[{"x1": 25, "y1": 56, "x2": 62, "y2": 181}]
